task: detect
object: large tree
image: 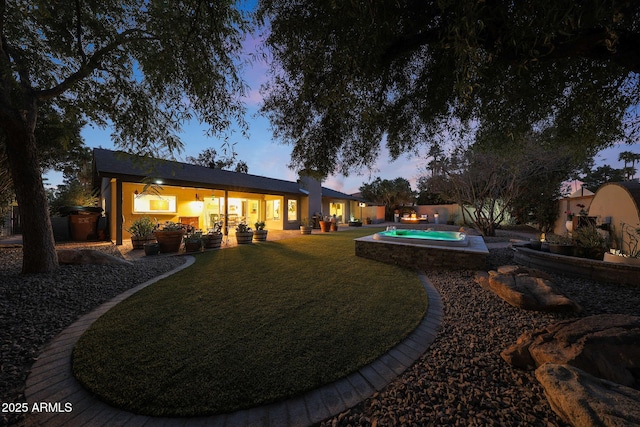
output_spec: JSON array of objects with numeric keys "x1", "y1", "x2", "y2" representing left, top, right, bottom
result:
[
  {"x1": 1, "y1": 1, "x2": 249, "y2": 273},
  {"x1": 359, "y1": 177, "x2": 415, "y2": 221},
  {"x1": 259, "y1": 0, "x2": 638, "y2": 177},
  {"x1": 430, "y1": 137, "x2": 575, "y2": 236}
]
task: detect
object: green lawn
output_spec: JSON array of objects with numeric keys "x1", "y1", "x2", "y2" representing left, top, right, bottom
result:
[{"x1": 72, "y1": 228, "x2": 428, "y2": 416}]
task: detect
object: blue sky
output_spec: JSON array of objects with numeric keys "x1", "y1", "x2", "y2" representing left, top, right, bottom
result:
[{"x1": 45, "y1": 7, "x2": 640, "y2": 194}]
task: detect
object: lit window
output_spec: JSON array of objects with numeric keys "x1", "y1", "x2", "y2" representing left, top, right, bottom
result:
[{"x1": 288, "y1": 200, "x2": 297, "y2": 221}]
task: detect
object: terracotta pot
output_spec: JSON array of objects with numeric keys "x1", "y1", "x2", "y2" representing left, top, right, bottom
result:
[
  {"x1": 153, "y1": 230, "x2": 184, "y2": 253},
  {"x1": 319, "y1": 221, "x2": 331, "y2": 232},
  {"x1": 253, "y1": 230, "x2": 268, "y2": 241},
  {"x1": 235, "y1": 231, "x2": 254, "y2": 244},
  {"x1": 330, "y1": 222, "x2": 338, "y2": 231},
  {"x1": 300, "y1": 226, "x2": 312, "y2": 235}
]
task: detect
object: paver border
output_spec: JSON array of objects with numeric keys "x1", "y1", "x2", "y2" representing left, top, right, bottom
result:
[{"x1": 24, "y1": 265, "x2": 442, "y2": 427}]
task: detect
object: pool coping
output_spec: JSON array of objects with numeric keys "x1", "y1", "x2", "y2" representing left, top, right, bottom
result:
[{"x1": 23, "y1": 261, "x2": 443, "y2": 427}]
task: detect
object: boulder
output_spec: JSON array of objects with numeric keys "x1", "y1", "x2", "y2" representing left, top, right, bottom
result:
[
  {"x1": 476, "y1": 265, "x2": 581, "y2": 312},
  {"x1": 502, "y1": 314, "x2": 640, "y2": 388},
  {"x1": 535, "y1": 363, "x2": 640, "y2": 427},
  {"x1": 57, "y1": 249, "x2": 132, "y2": 266}
]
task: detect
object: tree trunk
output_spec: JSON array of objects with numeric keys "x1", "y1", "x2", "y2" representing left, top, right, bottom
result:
[{"x1": 3, "y1": 118, "x2": 58, "y2": 273}]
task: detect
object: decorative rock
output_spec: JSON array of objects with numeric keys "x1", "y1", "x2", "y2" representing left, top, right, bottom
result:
[
  {"x1": 57, "y1": 249, "x2": 132, "y2": 266},
  {"x1": 502, "y1": 314, "x2": 640, "y2": 388},
  {"x1": 477, "y1": 265, "x2": 581, "y2": 312},
  {"x1": 535, "y1": 363, "x2": 640, "y2": 427}
]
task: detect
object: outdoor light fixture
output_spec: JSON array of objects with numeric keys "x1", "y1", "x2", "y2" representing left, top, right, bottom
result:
[
  {"x1": 195, "y1": 193, "x2": 200, "y2": 202},
  {"x1": 134, "y1": 189, "x2": 139, "y2": 195}
]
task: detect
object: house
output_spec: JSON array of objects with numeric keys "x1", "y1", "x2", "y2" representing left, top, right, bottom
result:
[{"x1": 92, "y1": 148, "x2": 362, "y2": 245}]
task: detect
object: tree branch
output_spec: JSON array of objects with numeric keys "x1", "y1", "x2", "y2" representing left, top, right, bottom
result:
[{"x1": 35, "y1": 29, "x2": 155, "y2": 101}]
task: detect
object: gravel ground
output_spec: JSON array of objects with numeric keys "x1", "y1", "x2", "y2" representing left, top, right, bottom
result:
[
  {"x1": 1, "y1": 239, "x2": 638, "y2": 427},
  {"x1": 0, "y1": 244, "x2": 185, "y2": 427},
  {"x1": 320, "y1": 247, "x2": 640, "y2": 427}
]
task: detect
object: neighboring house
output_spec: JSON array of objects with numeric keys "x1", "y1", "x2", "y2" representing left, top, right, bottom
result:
[
  {"x1": 588, "y1": 181, "x2": 640, "y2": 251},
  {"x1": 92, "y1": 148, "x2": 361, "y2": 245}
]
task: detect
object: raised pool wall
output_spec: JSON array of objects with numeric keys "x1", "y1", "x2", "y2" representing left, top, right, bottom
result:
[
  {"x1": 355, "y1": 235, "x2": 488, "y2": 271},
  {"x1": 514, "y1": 245, "x2": 640, "y2": 285}
]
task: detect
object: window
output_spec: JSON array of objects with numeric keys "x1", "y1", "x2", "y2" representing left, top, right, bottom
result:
[
  {"x1": 133, "y1": 194, "x2": 177, "y2": 213},
  {"x1": 288, "y1": 199, "x2": 297, "y2": 221}
]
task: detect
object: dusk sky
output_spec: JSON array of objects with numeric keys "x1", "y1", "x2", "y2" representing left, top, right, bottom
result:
[{"x1": 46, "y1": 5, "x2": 640, "y2": 194}]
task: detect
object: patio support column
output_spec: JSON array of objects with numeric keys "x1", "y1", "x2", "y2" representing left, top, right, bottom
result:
[
  {"x1": 115, "y1": 179, "x2": 123, "y2": 245},
  {"x1": 224, "y1": 189, "x2": 229, "y2": 235}
]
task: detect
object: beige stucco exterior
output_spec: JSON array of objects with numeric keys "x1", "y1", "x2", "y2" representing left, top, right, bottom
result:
[{"x1": 588, "y1": 182, "x2": 640, "y2": 252}]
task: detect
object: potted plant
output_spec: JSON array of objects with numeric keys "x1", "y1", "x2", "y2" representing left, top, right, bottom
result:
[
  {"x1": 183, "y1": 231, "x2": 203, "y2": 253},
  {"x1": 329, "y1": 216, "x2": 338, "y2": 231},
  {"x1": 545, "y1": 233, "x2": 574, "y2": 256},
  {"x1": 202, "y1": 222, "x2": 224, "y2": 249},
  {"x1": 319, "y1": 216, "x2": 332, "y2": 232},
  {"x1": 253, "y1": 221, "x2": 268, "y2": 241},
  {"x1": 235, "y1": 222, "x2": 253, "y2": 244},
  {"x1": 572, "y1": 223, "x2": 607, "y2": 260},
  {"x1": 348, "y1": 218, "x2": 362, "y2": 227},
  {"x1": 364, "y1": 217, "x2": 372, "y2": 225},
  {"x1": 126, "y1": 216, "x2": 156, "y2": 249},
  {"x1": 300, "y1": 218, "x2": 313, "y2": 235},
  {"x1": 153, "y1": 221, "x2": 185, "y2": 253}
]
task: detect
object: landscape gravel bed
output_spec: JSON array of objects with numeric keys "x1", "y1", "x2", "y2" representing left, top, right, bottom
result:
[
  {"x1": 0, "y1": 245, "x2": 185, "y2": 426},
  {"x1": 321, "y1": 247, "x2": 640, "y2": 427}
]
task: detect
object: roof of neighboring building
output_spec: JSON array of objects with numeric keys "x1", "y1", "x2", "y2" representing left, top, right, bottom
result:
[{"x1": 92, "y1": 148, "x2": 358, "y2": 200}]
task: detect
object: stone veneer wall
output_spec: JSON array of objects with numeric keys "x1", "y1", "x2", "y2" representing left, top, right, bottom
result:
[
  {"x1": 355, "y1": 238, "x2": 487, "y2": 271},
  {"x1": 514, "y1": 246, "x2": 640, "y2": 285}
]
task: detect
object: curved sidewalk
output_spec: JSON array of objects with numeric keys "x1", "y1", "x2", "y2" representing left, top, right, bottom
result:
[{"x1": 23, "y1": 264, "x2": 442, "y2": 427}]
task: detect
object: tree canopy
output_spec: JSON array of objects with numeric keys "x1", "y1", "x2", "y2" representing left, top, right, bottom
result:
[
  {"x1": 259, "y1": 0, "x2": 640, "y2": 177},
  {"x1": 1, "y1": 1, "x2": 250, "y2": 273},
  {"x1": 359, "y1": 177, "x2": 415, "y2": 220}
]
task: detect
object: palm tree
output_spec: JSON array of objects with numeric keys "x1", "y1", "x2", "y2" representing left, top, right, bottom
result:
[{"x1": 618, "y1": 151, "x2": 638, "y2": 180}]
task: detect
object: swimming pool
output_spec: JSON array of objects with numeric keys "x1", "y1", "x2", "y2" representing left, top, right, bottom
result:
[{"x1": 372, "y1": 229, "x2": 469, "y2": 247}]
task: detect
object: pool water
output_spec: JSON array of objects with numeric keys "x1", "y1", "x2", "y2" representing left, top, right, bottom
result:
[{"x1": 372, "y1": 229, "x2": 469, "y2": 247}]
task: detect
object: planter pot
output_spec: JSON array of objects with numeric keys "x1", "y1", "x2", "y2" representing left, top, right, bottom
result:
[
  {"x1": 203, "y1": 233, "x2": 223, "y2": 249},
  {"x1": 364, "y1": 219, "x2": 372, "y2": 224},
  {"x1": 143, "y1": 242, "x2": 160, "y2": 256},
  {"x1": 154, "y1": 230, "x2": 185, "y2": 253},
  {"x1": 603, "y1": 252, "x2": 640, "y2": 266},
  {"x1": 319, "y1": 221, "x2": 331, "y2": 232},
  {"x1": 330, "y1": 223, "x2": 338, "y2": 232},
  {"x1": 235, "y1": 231, "x2": 254, "y2": 244},
  {"x1": 131, "y1": 235, "x2": 156, "y2": 250},
  {"x1": 548, "y1": 243, "x2": 574, "y2": 256},
  {"x1": 184, "y1": 241, "x2": 202, "y2": 252},
  {"x1": 300, "y1": 226, "x2": 313, "y2": 235},
  {"x1": 253, "y1": 230, "x2": 268, "y2": 241},
  {"x1": 69, "y1": 212, "x2": 100, "y2": 241}
]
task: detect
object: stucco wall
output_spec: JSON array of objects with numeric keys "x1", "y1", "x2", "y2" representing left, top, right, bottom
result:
[{"x1": 588, "y1": 183, "x2": 640, "y2": 252}]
